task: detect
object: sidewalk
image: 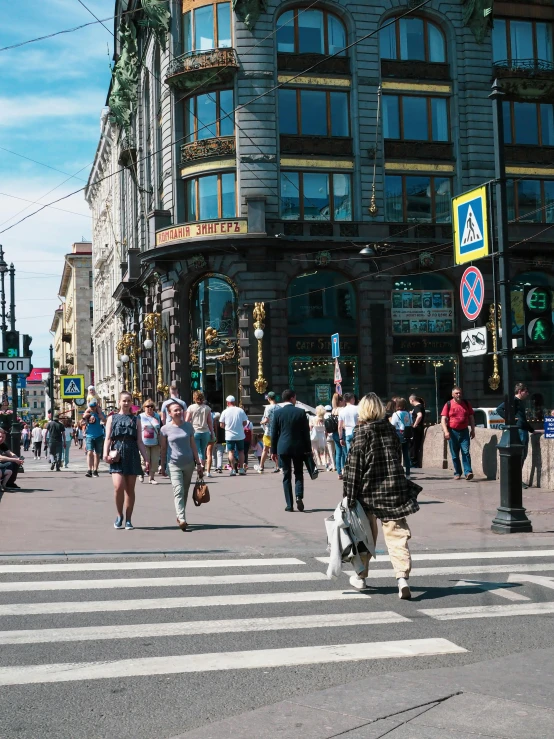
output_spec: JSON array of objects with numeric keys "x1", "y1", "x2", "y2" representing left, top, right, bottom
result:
[
  {"x1": 1, "y1": 455, "x2": 554, "y2": 556},
  {"x1": 172, "y1": 646, "x2": 554, "y2": 739}
]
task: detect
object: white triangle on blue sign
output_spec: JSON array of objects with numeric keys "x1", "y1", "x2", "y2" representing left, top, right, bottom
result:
[
  {"x1": 65, "y1": 380, "x2": 80, "y2": 395},
  {"x1": 461, "y1": 204, "x2": 483, "y2": 246}
]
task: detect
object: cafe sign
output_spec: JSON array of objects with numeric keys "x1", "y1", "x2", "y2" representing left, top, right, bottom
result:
[
  {"x1": 288, "y1": 336, "x2": 358, "y2": 355},
  {"x1": 156, "y1": 219, "x2": 248, "y2": 246}
]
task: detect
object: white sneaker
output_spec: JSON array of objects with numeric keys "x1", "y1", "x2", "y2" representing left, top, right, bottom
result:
[
  {"x1": 230, "y1": 470, "x2": 237, "y2": 476},
  {"x1": 206, "y1": 471, "x2": 213, "y2": 478},
  {"x1": 349, "y1": 575, "x2": 367, "y2": 590},
  {"x1": 398, "y1": 577, "x2": 411, "y2": 600},
  {"x1": 257, "y1": 467, "x2": 264, "y2": 474},
  {"x1": 149, "y1": 479, "x2": 158, "y2": 485}
]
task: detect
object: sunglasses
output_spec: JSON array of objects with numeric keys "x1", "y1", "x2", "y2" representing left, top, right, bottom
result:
[{"x1": 144, "y1": 405, "x2": 155, "y2": 409}]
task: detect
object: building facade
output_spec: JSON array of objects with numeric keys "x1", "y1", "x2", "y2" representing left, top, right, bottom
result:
[
  {"x1": 86, "y1": 111, "x2": 124, "y2": 409},
  {"x1": 51, "y1": 242, "x2": 94, "y2": 414},
  {"x1": 24, "y1": 368, "x2": 49, "y2": 423},
  {"x1": 89, "y1": 0, "x2": 554, "y2": 420}
]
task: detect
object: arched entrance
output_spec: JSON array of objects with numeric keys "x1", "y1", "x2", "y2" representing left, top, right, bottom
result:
[
  {"x1": 190, "y1": 274, "x2": 238, "y2": 411},
  {"x1": 287, "y1": 270, "x2": 358, "y2": 405},
  {"x1": 391, "y1": 273, "x2": 457, "y2": 422}
]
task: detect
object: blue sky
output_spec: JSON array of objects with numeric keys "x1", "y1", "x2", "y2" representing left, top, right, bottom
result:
[{"x1": 0, "y1": 0, "x2": 114, "y2": 366}]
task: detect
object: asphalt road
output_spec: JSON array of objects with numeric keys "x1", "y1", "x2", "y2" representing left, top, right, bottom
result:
[{"x1": 1, "y1": 548, "x2": 554, "y2": 739}]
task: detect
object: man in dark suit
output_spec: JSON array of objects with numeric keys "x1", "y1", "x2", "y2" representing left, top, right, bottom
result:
[{"x1": 271, "y1": 389, "x2": 311, "y2": 511}]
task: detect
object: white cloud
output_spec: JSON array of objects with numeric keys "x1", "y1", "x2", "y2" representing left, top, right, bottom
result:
[{"x1": 0, "y1": 92, "x2": 106, "y2": 128}]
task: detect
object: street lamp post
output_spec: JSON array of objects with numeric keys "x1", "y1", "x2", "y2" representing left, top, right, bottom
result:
[
  {"x1": 8, "y1": 263, "x2": 21, "y2": 455},
  {"x1": 490, "y1": 80, "x2": 532, "y2": 534},
  {"x1": 0, "y1": 247, "x2": 8, "y2": 397}
]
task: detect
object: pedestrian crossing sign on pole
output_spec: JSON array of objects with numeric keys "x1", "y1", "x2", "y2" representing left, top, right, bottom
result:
[
  {"x1": 453, "y1": 185, "x2": 490, "y2": 265},
  {"x1": 60, "y1": 374, "x2": 85, "y2": 399}
]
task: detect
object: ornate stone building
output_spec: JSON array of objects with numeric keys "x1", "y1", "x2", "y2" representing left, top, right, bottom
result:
[
  {"x1": 88, "y1": 0, "x2": 554, "y2": 419},
  {"x1": 50, "y1": 242, "x2": 94, "y2": 414}
]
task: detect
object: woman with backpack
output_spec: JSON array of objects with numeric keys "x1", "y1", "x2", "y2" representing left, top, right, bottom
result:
[{"x1": 389, "y1": 397, "x2": 413, "y2": 478}]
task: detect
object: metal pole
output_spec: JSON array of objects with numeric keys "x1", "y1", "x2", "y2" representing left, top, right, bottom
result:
[
  {"x1": 49, "y1": 344, "x2": 54, "y2": 417},
  {"x1": 0, "y1": 246, "x2": 7, "y2": 397},
  {"x1": 200, "y1": 291, "x2": 208, "y2": 393},
  {"x1": 490, "y1": 80, "x2": 532, "y2": 534},
  {"x1": 8, "y1": 264, "x2": 20, "y2": 455}
]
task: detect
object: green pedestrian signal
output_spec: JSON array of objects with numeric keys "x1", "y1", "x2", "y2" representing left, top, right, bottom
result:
[
  {"x1": 3, "y1": 330, "x2": 19, "y2": 357},
  {"x1": 524, "y1": 286, "x2": 553, "y2": 346}
]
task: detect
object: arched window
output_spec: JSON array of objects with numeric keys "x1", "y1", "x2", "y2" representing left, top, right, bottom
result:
[
  {"x1": 277, "y1": 8, "x2": 346, "y2": 56},
  {"x1": 190, "y1": 275, "x2": 238, "y2": 406},
  {"x1": 288, "y1": 271, "x2": 356, "y2": 336},
  {"x1": 184, "y1": 1, "x2": 232, "y2": 53},
  {"x1": 380, "y1": 17, "x2": 446, "y2": 63}
]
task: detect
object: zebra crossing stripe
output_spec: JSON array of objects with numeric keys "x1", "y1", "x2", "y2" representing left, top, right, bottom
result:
[
  {"x1": 0, "y1": 639, "x2": 466, "y2": 685},
  {"x1": 420, "y1": 602, "x2": 554, "y2": 620},
  {"x1": 0, "y1": 571, "x2": 327, "y2": 593},
  {"x1": 0, "y1": 589, "x2": 369, "y2": 616},
  {"x1": 0, "y1": 558, "x2": 306, "y2": 574},
  {"x1": 316, "y1": 549, "x2": 554, "y2": 564},
  {"x1": 339, "y1": 563, "x2": 554, "y2": 579},
  {"x1": 0, "y1": 611, "x2": 410, "y2": 645}
]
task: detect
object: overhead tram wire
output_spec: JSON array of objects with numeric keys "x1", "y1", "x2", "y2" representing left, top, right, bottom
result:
[{"x1": 0, "y1": 0, "x2": 438, "y2": 236}]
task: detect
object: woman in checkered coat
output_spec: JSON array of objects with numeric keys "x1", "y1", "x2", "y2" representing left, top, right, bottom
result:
[{"x1": 343, "y1": 392, "x2": 422, "y2": 600}]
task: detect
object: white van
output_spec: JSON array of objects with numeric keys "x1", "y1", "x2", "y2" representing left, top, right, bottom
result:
[{"x1": 473, "y1": 407, "x2": 505, "y2": 430}]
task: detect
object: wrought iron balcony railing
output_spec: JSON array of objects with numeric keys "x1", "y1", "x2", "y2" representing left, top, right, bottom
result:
[
  {"x1": 166, "y1": 48, "x2": 239, "y2": 91},
  {"x1": 180, "y1": 136, "x2": 236, "y2": 166},
  {"x1": 494, "y1": 58, "x2": 554, "y2": 73}
]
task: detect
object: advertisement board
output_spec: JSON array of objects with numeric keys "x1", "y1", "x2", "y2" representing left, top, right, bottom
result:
[{"x1": 391, "y1": 290, "x2": 455, "y2": 336}]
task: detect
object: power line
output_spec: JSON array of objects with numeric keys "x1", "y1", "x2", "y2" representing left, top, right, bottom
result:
[
  {"x1": 0, "y1": 9, "x2": 137, "y2": 52},
  {"x1": 0, "y1": 147, "x2": 88, "y2": 182},
  {"x1": 3, "y1": 1, "x2": 433, "y2": 236},
  {"x1": 0, "y1": 192, "x2": 90, "y2": 219}
]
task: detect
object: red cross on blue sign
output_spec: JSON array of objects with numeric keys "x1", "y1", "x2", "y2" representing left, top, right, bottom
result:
[{"x1": 460, "y1": 266, "x2": 485, "y2": 321}]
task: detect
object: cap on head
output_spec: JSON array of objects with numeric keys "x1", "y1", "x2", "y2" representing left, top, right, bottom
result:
[
  {"x1": 325, "y1": 405, "x2": 332, "y2": 411},
  {"x1": 89, "y1": 400, "x2": 97, "y2": 406},
  {"x1": 88, "y1": 385, "x2": 95, "y2": 391},
  {"x1": 267, "y1": 391, "x2": 276, "y2": 400},
  {"x1": 226, "y1": 395, "x2": 236, "y2": 403}
]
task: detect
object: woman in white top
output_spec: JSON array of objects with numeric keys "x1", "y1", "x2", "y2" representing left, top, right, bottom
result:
[
  {"x1": 389, "y1": 397, "x2": 413, "y2": 478},
  {"x1": 185, "y1": 391, "x2": 214, "y2": 467},
  {"x1": 63, "y1": 419, "x2": 73, "y2": 468},
  {"x1": 139, "y1": 398, "x2": 161, "y2": 484},
  {"x1": 310, "y1": 405, "x2": 327, "y2": 468}
]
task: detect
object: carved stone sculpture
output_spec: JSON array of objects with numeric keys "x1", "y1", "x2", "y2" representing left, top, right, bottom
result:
[
  {"x1": 233, "y1": 0, "x2": 268, "y2": 31},
  {"x1": 463, "y1": 0, "x2": 493, "y2": 44}
]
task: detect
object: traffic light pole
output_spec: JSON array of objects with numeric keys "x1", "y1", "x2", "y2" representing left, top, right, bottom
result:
[
  {"x1": 8, "y1": 263, "x2": 21, "y2": 456},
  {"x1": 49, "y1": 344, "x2": 54, "y2": 416},
  {"x1": 490, "y1": 80, "x2": 532, "y2": 534}
]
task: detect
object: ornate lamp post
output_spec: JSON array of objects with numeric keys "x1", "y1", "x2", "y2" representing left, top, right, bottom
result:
[
  {"x1": 117, "y1": 333, "x2": 141, "y2": 401},
  {"x1": 253, "y1": 302, "x2": 268, "y2": 395},
  {"x1": 143, "y1": 313, "x2": 168, "y2": 395}
]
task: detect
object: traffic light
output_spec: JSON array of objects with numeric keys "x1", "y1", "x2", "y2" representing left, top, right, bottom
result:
[
  {"x1": 3, "y1": 330, "x2": 19, "y2": 357},
  {"x1": 22, "y1": 335, "x2": 33, "y2": 371},
  {"x1": 524, "y1": 286, "x2": 553, "y2": 346}
]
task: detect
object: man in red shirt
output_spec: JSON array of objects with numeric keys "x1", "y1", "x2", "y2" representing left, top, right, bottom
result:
[{"x1": 441, "y1": 386, "x2": 476, "y2": 480}]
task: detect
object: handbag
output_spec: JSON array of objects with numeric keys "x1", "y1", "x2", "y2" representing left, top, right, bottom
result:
[
  {"x1": 108, "y1": 444, "x2": 120, "y2": 463},
  {"x1": 193, "y1": 477, "x2": 210, "y2": 506},
  {"x1": 304, "y1": 454, "x2": 319, "y2": 480}
]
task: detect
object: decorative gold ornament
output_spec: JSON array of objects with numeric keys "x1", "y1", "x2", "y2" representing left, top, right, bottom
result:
[
  {"x1": 253, "y1": 301, "x2": 268, "y2": 395},
  {"x1": 117, "y1": 333, "x2": 141, "y2": 399},
  {"x1": 143, "y1": 313, "x2": 168, "y2": 395},
  {"x1": 486, "y1": 304, "x2": 501, "y2": 391},
  {"x1": 205, "y1": 327, "x2": 218, "y2": 346},
  {"x1": 368, "y1": 187, "x2": 378, "y2": 216}
]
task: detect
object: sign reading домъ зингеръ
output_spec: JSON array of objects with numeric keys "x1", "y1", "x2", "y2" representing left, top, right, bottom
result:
[{"x1": 156, "y1": 219, "x2": 248, "y2": 246}]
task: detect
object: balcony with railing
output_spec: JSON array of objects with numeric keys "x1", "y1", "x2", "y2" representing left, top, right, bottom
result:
[
  {"x1": 180, "y1": 136, "x2": 236, "y2": 167},
  {"x1": 165, "y1": 48, "x2": 239, "y2": 92},
  {"x1": 118, "y1": 133, "x2": 137, "y2": 169},
  {"x1": 493, "y1": 59, "x2": 554, "y2": 100}
]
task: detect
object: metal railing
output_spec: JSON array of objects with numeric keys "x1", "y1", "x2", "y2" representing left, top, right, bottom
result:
[
  {"x1": 167, "y1": 48, "x2": 238, "y2": 77},
  {"x1": 494, "y1": 58, "x2": 554, "y2": 73}
]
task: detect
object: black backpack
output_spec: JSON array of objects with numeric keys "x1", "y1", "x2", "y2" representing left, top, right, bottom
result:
[{"x1": 324, "y1": 414, "x2": 338, "y2": 434}]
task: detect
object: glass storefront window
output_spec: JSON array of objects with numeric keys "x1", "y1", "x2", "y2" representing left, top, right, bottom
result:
[{"x1": 191, "y1": 276, "x2": 238, "y2": 408}]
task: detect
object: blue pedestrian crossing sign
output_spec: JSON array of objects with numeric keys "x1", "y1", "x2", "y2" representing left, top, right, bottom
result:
[
  {"x1": 453, "y1": 185, "x2": 490, "y2": 265},
  {"x1": 60, "y1": 374, "x2": 85, "y2": 399},
  {"x1": 331, "y1": 333, "x2": 340, "y2": 358}
]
